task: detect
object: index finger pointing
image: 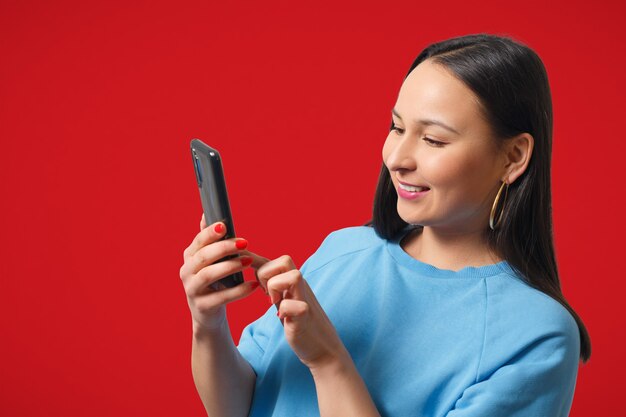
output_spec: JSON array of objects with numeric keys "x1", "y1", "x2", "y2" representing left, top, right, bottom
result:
[
  {"x1": 239, "y1": 249, "x2": 270, "y2": 270},
  {"x1": 239, "y1": 249, "x2": 271, "y2": 293}
]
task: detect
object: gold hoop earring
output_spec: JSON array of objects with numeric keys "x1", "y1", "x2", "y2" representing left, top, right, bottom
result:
[{"x1": 489, "y1": 180, "x2": 509, "y2": 230}]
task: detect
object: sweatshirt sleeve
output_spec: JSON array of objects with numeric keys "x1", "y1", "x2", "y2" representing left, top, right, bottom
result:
[
  {"x1": 235, "y1": 230, "x2": 335, "y2": 377},
  {"x1": 236, "y1": 302, "x2": 278, "y2": 378},
  {"x1": 446, "y1": 279, "x2": 581, "y2": 417}
]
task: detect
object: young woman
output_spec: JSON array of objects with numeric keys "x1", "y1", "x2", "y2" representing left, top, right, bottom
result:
[{"x1": 179, "y1": 33, "x2": 591, "y2": 417}]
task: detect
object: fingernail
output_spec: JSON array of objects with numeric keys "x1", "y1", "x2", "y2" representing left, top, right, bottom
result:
[
  {"x1": 235, "y1": 239, "x2": 248, "y2": 250},
  {"x1": 214, "y1": 223, "x2": 225, "y2": 233},
  {"x1": 268, "y1": 295, "x2": 273, "y2": 305},
  {"x1": 249, "y1": 281, "x2": 260, "y2": 290},
  {"x1": 276, "y1": 311, "x2": 280, "y2": 317},
  {"x1": 240, "y1": 256, "x2": 253, "y2": 267}
]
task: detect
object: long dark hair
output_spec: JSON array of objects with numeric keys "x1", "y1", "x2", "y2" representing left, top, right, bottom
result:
[{"x1": 365, "y1": 33, "x2": 591, "y2": 363}]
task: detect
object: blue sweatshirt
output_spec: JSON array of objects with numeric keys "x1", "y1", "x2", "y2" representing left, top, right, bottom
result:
[{"x1": 236, "y1": 225, "x2": 580, "y2": 416}]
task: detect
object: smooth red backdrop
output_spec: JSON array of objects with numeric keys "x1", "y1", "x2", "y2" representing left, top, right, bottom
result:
[{"x1": 1, "y1": 0, "x2": 624, "y2": 415}]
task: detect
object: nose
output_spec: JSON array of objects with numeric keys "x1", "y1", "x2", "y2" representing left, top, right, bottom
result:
[{"x1": 385, "y1": 134, "x2": 418, "y2": 173}]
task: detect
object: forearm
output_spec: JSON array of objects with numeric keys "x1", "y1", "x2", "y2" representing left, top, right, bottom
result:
[
  {"x1": 191, "y1": 319, "x2": 256, "y2": 417},
  {"x1": 310, "y1": 349, "x2": 381, "y2": 417}
]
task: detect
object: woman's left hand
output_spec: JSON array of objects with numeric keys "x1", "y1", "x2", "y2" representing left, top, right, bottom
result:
[{"x1": 241, "y1": 249, "x2": 348, "y2": 371}]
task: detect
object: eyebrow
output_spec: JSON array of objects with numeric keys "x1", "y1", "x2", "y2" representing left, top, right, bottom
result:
[{"x1": 392, "y1": 108, "x2": 461, "y2": 135}]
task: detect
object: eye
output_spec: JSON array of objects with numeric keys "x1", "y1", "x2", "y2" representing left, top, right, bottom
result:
[
  {"x1": 390, "y1": 123, "x2": 404, "y2": 135},
  {"x1": 423, "y1": 137, "x2": 446, "y2": 147}
]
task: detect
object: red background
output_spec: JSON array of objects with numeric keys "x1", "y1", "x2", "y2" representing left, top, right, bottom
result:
[{"x1": 1, "y1": 0, "x2": 623, "y2": 415}]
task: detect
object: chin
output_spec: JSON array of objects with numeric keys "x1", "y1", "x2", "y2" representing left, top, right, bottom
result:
[{"x1": 396, "y1": 210, "x2": 428, "y2": 227}]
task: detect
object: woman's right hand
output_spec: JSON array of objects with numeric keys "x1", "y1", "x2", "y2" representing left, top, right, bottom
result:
[{"x1": 180, "y1": 213, "x2": 261, "y2": 333}]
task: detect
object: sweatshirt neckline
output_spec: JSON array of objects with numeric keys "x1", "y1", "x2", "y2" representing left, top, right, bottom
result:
[{"x1": 386, "y1": 225, "x2": 516, "y2": 278}]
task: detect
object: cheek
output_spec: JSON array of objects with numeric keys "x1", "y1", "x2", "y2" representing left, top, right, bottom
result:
[{"x1": 422, "y1": 149, "x2": 489, "y2": 192}]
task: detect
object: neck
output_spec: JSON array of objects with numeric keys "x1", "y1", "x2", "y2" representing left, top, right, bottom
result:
[{"x1": 401, "y1": 225, "x2": 502, "y2": 271}]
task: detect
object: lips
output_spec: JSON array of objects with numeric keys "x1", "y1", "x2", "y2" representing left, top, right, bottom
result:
[{"x1": 398, "y1": 179, "x2": 430, "y2": 190}]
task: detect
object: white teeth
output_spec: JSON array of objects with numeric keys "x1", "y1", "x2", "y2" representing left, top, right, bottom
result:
[{"x1": 399, "y1": 183, "x2": 427, "y2": 192}]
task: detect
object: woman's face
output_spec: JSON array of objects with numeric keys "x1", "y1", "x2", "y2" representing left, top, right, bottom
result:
[{"x1": 382, "y1": 59, "x2": 507, "y2": 234}]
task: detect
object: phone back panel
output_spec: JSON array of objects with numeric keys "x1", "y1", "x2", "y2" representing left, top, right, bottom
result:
[{"x1": 190, "y1": 139, "x2": 243, "y2": 288}]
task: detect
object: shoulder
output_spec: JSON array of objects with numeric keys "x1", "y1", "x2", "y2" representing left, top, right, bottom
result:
[
  {"x1": 453, "y1": 275, "x2": 581, "y2": 415},
  {"x1": 487, "y1": 275, "x2": 579, "y2": 338},
  {"x1": 320, "y1": 225, "x2": 382, "y2": 249},
  {"x1": 299, "y1": 225, "x2": 385, "y2": 276},
  {"x1": 480, "y1": 273, "x2": 581, "y2": 375}
]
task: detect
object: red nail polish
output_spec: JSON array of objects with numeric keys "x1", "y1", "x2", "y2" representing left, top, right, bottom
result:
[
  {"x1": 214, "y1": 223, "x2": 224, "y2": 233},
  {"x1": 240, "y1": 256, "x2": 253, "y2": 267},
  {"x1": 276, "y1": 311, "x2": 280, "y2": 317},
  {"x1": 235, "y1": 239, "x2": 248, "y2": 250},
  {"x1": 249, "y1": 281, "x2": 260, "y2": 290}
]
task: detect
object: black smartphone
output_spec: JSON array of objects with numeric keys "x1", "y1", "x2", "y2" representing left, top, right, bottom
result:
[{"x1": 190, "y1": 139, "x2": 244, "y2": 289}]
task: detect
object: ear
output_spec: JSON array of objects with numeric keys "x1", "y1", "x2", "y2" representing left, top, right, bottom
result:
[{"x1": 502, "y1": 132, "x2": 534, "y2": 184}]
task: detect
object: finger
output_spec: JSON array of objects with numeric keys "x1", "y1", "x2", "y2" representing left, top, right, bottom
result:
[
  {"x1": 256, "y1": 255, "x2": 298, "y2": 280},
  {"x1": 266, "y1": 269, "x2": 305, "y2": 305},
  {"x1": 276, "y1": 298, "x2": 309, "y2": 322},
  {"x1": 194, "y1": 280, "x2": 261, "y2": 310},
  {"x1": 200, "y1": 213, "x2": 207, "y2": 230},
  {"x1": 186, "y1": 255, "x2": 253, "y2": 296},
  {"x1": 184, "y1": 237, "x2": 249, "y2": 277},
  {"x1": 256, "y1": 255, "x2": 298, "y2": 298},
  {"x1": 184, "y1": 220, "x2": 228, "y2": 260},
  {"x1": 238, "y1": 249, "x2": 271, "y2": 293},
  {"x1": 238, "y1": 249, "x2": 271, "y2": 270}
]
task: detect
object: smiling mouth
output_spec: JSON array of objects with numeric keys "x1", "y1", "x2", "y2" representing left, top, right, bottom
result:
[{"x1": 398, "y1": 183, "x2": 430, "y2": 192}]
